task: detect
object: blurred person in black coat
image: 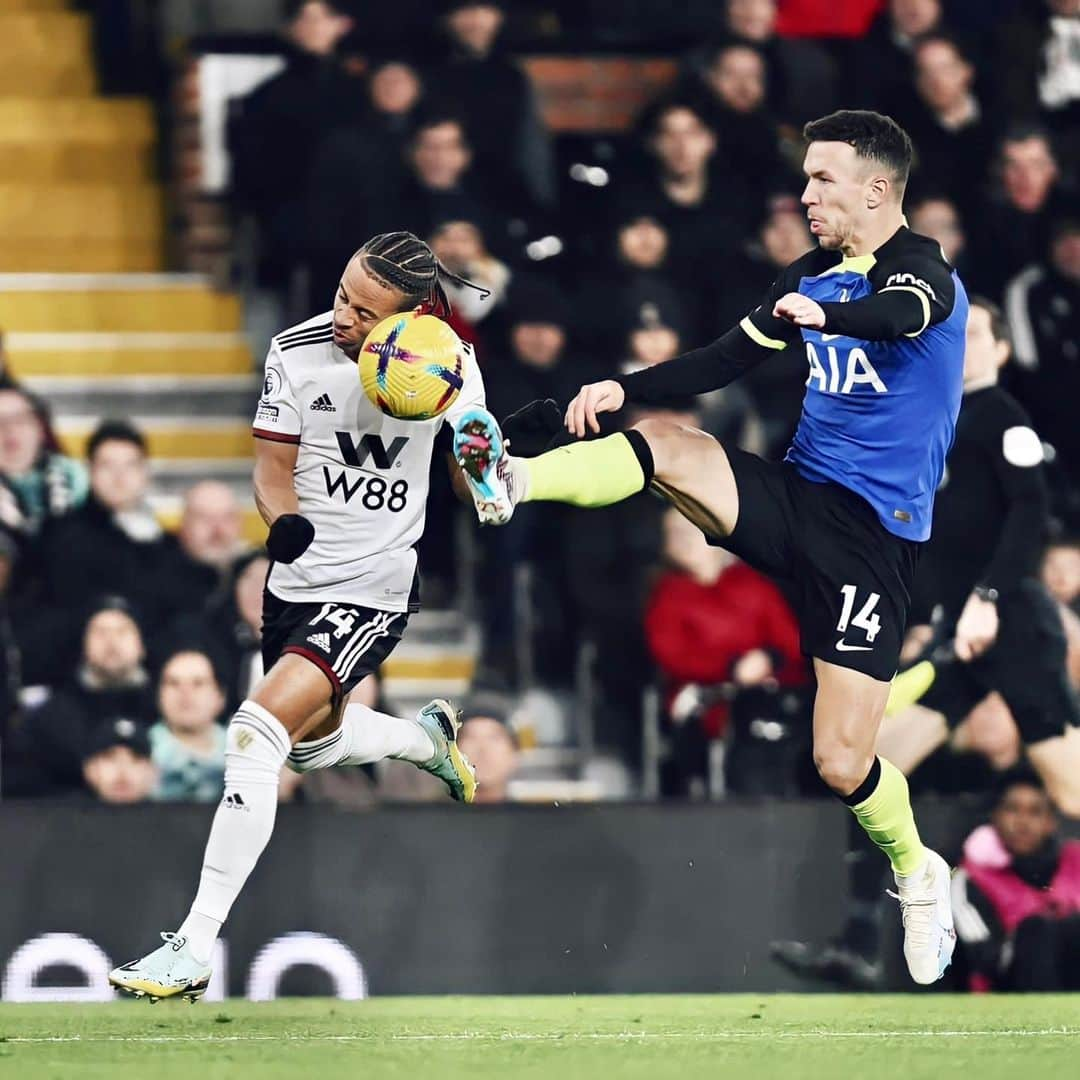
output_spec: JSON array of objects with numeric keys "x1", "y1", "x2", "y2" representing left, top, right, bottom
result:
[
  {"x1": 967, "y1": 127, "x2": 1074, "y2": 301},
  {"x1": 303, "y1": 55, "x2": 426, "y2": 305},
  {"x1": 229, "y1": 0, "x2": 357, "y2": 293},
  {"x1": 683, "y1": 41, "x2": 790, "y2": 195},
  {"x1": 6, "y1": 598, "x2": 155, "y2": 797},
  {"x1": 616, "y1": 99, "x2": 749, "y2": 294},
  {"x1": 1007, "y1": 217, "x2": 1080, "y2": 527},
  {"x1": 720, "y1": 0, "x2": 838, "y2": 125},
  {"x1": 472, "y1": 277, "x2": 587, "y2": 687},
  {"x1": 40, "y1": 422, "x2": 206, "y2": 650},
  {"x1": 431, "y1": 0, "x2": 555, "y2": 213},
  {"x1": 853, "y1": 0, "x2": 946, "y2": 111},
  {"x1": 393, "y1": 113, "x2": 508, "y2": 254},
  {"x1": 896, "y1": 34, "x2": 997, "y2": 208}
]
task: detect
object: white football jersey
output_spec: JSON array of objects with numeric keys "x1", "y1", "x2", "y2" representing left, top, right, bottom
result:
[{"x1": 252, "y1": 311, "x2": 486, "y2": 611}]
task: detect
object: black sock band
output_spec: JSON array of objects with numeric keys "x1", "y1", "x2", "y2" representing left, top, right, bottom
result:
[
  {"x1": 623, "y1": 428, "x2": 655, "y2": 489},
  {"x1": 840, "y1": 755, "x2": 882, "y2": 807}
]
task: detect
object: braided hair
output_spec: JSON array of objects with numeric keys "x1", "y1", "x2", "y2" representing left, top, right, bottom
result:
[{"x1": 355, "y1": 230, "x2": 489, "y2": 318}]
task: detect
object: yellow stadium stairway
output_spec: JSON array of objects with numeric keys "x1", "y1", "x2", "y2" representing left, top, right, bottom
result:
[{"x1": 2, "y1": 273, "x2": 263, "y2": 543}]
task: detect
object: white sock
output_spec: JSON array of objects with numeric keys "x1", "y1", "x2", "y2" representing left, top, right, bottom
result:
[
  {"x1": 178, "y1": 700, "x2": 291, "y2": 963},
  {"x1": 286, "y1": 703, "x2": 435, "y2": 774}
]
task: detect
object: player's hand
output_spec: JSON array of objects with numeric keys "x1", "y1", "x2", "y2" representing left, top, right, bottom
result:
[
  {"x1": 954, "y1": 592, "x2": 999, "y2": 662},
  {"x1": 773, "y1": 292, "x2": 826, "y2": 329},
  {"x1": 732, "y1": 649, "x2": 775, "y2": 688},
  {"x1": 565, "y1": 380, "x2": 626, "y2": 438}
]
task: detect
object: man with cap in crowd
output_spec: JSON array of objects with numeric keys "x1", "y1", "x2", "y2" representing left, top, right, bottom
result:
[{"x1": 81, "y1": 717, "x2": 158, "y2": 805}]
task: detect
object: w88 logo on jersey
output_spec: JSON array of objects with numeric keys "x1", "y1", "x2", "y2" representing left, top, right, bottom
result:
[{"x1": 322, "y1": 467, "x2": 409, "y2": 511}]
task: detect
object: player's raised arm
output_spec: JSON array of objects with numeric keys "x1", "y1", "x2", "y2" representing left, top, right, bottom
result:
[{"x1": 564, "y1": 261, "x2": 809, "y2": 437}]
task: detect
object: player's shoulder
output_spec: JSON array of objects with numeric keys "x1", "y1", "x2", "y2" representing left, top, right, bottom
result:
[
  {"x1": 272, "y1": 311, "x2": 335, "y2": 355},
  {"x1": 782, "y1": 246, "x2": 835, "y2": 283},
  {"x1": 870, "y1": 227, "x2": 953, "y2": 281}
]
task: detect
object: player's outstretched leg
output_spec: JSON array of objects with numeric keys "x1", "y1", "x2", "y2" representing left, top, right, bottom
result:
[
  {"x1": 287, "y1": 698, "x2": 477, "y2": 803},
  {"x1": 453, "y1": 407, "x2": 654, "y2": 525}
]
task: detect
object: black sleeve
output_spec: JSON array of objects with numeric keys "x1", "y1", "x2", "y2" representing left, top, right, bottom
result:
[
  {"x1": 979, "y1": 406, "x2": 1049, "y2": 594},
  {"x1": 615, "y1": 257, "x2": 807, "y2": 405},
  {"x1": 820, "y1": 245, "x2": 957, "y2": 340}
]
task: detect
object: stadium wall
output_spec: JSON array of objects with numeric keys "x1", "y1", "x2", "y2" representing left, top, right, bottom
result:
[{"x1": 0, "y1": 799, "x2": 1040, "y2": 999}]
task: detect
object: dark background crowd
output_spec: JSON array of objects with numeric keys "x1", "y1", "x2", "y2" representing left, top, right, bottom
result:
[{"x1": 0, "y1": 0, "x2": 1078, "y2": 824}]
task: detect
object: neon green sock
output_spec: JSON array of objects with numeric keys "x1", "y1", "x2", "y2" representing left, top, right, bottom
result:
[
  {"x1": 885, "y1": 660, "x2": 937, "y2": 717},
  {"x1": 848, "y1": 757, "x2": 927, "y2": 877},
  {"x1": 521, "y1": 433, "x2": 647, "y2": 507}
]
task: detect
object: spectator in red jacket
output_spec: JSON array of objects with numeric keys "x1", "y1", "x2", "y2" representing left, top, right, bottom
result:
[
  {"x1": 645, "y1": 508, "x2": 805, "y2": 739},
  {"x1": 952, "y1": 767, "x2": 1080, "y2": 991}
]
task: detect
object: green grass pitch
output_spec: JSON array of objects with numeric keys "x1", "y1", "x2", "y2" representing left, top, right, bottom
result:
[{"x1": 1, "y1": 995, "x2": 1077, "y2": 1080}]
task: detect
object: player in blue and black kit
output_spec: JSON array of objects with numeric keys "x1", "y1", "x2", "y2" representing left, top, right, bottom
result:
[{"x1": 452, "y1": 111, "x2": 964, "y2": 985}]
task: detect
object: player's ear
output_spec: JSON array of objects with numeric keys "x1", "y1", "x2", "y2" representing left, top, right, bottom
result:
[{"x1": 866, "y1": 175, "x2": 889, "y2": 209}]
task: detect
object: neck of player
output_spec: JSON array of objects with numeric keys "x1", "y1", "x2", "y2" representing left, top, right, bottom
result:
[{"x1": 842, "y1": 206, "x2": 906, "y2": 259}]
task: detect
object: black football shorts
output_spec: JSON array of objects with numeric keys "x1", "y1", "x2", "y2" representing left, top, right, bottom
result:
[
  {"x1": 921, "y1": 580, "x2": 1080, "y2": 744},
  {"x1": 704, "y1": 447, "x2": 919, "y2": 682},
  {"x1": 261, "y1": 590, "x2": 408, "y2": 700}
]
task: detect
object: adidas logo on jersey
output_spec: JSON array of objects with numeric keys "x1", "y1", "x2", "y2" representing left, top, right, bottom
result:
[
  {"x1": 223, "y1": 792, "x2": 248, "y2": 811},
  {"x1": 307, "y1": 632, "x2": 331, "y2": 652},
  {"x1": 310, "y1": 393, "x2": 336, "y2": 411}
]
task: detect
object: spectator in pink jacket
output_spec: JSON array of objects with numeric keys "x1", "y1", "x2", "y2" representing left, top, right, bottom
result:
[{"x1": 952, "y1": 767, "x2": 1080, "y2": 990}]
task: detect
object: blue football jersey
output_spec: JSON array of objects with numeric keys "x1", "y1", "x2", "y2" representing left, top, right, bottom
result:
[{"x1": 740, "y1": 227, "x2": 967, "y2": 541}]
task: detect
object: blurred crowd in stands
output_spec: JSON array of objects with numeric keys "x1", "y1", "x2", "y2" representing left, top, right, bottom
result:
[{"x1": 1, "y1": 0, "x2": 1078, "y2": 807}]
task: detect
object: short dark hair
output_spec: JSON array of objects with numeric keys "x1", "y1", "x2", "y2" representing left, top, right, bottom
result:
[
  {"x1": 803, "y1": 109, "x2": 913, "y2": 193},
  {"x1": 86, "y1": 419, "x2": 147, "y2": 462},
  {"x1": 409, "y1": 110, "x2": 468, "y2": 145},
  {"x1": 968, "y1": 294, "x2": 1011, "y2": 350},
  {"x1": 992, "y1": 765, "x2": 1049, "y2": 810},
  {"x1": 639, "y1": 97, "x2": 713, "y2": 141}
]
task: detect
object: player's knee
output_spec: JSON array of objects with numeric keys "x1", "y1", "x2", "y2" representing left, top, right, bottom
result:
[
  {"x1": 813, "y1": 740, "x2": 876, "y2": 797},
  {"x1": 631, "y1": 417, "x2": 704, "y2": 483}
]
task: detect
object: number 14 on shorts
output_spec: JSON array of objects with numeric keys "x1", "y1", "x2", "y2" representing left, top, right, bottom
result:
[{"x1": 836, "y1": 584, "x2": 881, "y2": 651}]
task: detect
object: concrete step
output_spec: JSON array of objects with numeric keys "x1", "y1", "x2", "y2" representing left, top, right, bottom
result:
[
  {"x1": 0, "y1": 99, "x2": 156, "y2": 182},
  {"x1": 0, "y1": 240, "x2": 162, "y2": 272},
  {"x1": 0, "y1": 13, "x2": 90, "y2": 61},
  {"x1": 23, "y1": 374, "x2": 259, "y2": 418},
  {"x1": 0, "y1": 276, "x2": 242, "y2": 332},
  {"x1": 0, "y1": 97, "x2": 154, "y2": 141},
  {"x1": 5, "y1": 332, "x2": 253, "y2": 377},
  {"x1": 56, "y1": 416, "x2": 253, "y2": 460},
  {"x1": 0, "y1": 183, "x2": 162, "y2": 239},
  {"x1": 0, "y1": 0, "x2": 68, "y2": 11},
  {"x1": 0, "y1": 58, "x2": 94, "y2": 97}
]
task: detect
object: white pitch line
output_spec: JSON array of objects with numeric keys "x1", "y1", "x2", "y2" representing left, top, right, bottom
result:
[{"x1": 4, "y1": 1029, "x2": 1079, "y2": 1044}]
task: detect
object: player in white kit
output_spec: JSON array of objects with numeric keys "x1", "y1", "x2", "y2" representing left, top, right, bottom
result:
[{"x1": 110, "y1": 232, "x2": 485, "y2": 1001}]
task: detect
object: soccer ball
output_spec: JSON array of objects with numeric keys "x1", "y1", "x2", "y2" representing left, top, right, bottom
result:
[{"x1": 358, "y1": 312, "x2": 466, "y2": 421}]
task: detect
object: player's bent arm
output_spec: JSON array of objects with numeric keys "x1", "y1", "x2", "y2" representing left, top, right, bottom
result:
[{"x1": 812, "y1": 288, "x2": 936, "y2": 340}]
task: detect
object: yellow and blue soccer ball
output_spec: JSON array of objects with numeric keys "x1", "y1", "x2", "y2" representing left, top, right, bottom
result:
[{"x1": 358, "y1": 312, "x2": 466, "y2": 420}]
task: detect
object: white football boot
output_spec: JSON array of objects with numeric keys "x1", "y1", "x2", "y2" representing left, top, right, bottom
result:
[
  {"x1": 452, "y1": 407, "x2": 523, "y2": 525},
  {"x1": 109, "y1": 932, "x2": 212, "y2": 1003},
  {"x1": 890, "y1": 848, "x2": 956, "y2": 985}
]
